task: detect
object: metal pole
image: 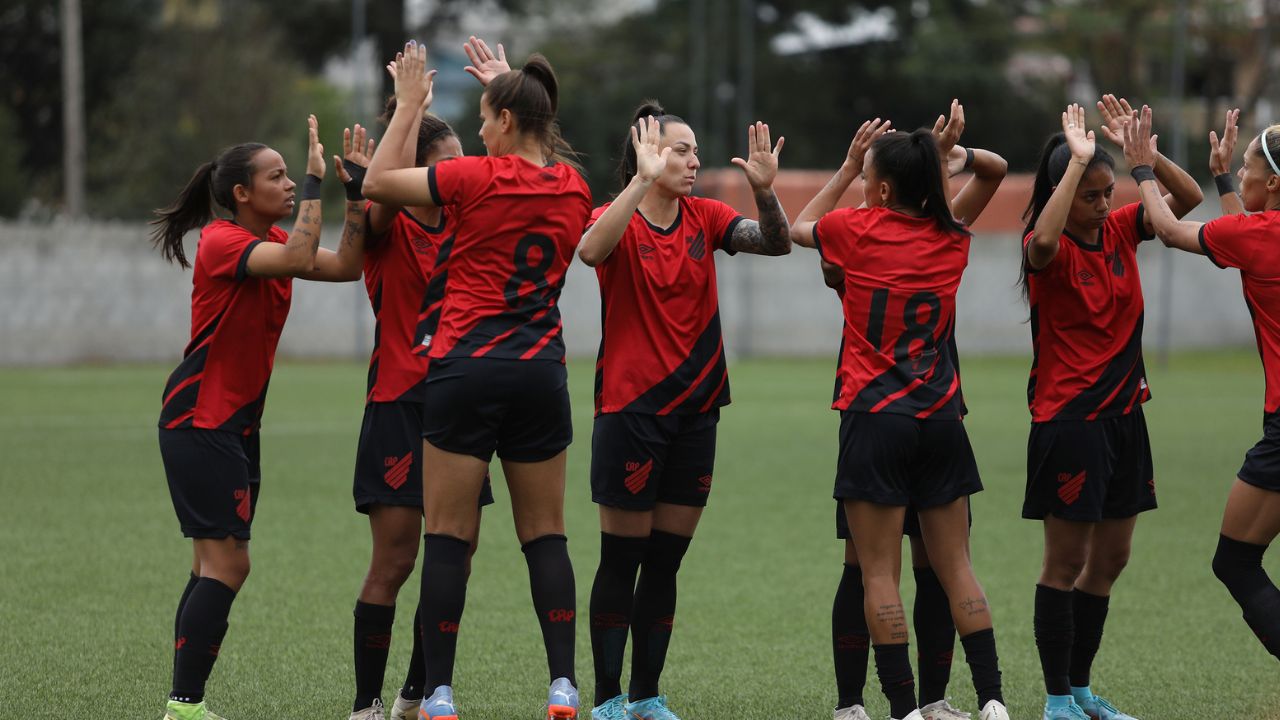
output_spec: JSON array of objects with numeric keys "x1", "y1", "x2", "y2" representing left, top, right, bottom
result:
[
  {"x1": 736, "y1": 0, "x2": 755, "y2": 357},
  {"x1": 690, "y1": 0, "x2": 707, "y2": 131},
  {"x1": 1156, "y1": 0, "x2": 1188, "y2": 369},
  {"x1": 60, "y1": 0, "x2": 85, "y2": 217},
  {"x1": 352, "y1": 0, "x2": 369, "y2": 359}
]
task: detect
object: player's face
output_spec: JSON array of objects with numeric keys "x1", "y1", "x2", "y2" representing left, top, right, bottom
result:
[
  {"x1": 478, "y1": 96, "x2": 506, "y2": 157},
  {"x1": 1067, "y1": 164, "x2": 1114, "y2": 232},
  {"x1": 1238, "y1": 137, "x2": 1279, "y2": 212},
  {"x1": 426, "y1": 135, "x2": 464, "y2": 166},
  {"x1": 861, "y1": 150, "x2": 888, "y2": 208},
  {"x1": 656, "y1": 123, "x2": 700, "y2": 195},
  {"x1": 235, "y1": 148, "x2": 295, "y2": 221}
]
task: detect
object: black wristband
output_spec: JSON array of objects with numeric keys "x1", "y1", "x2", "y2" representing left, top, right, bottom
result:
[
  {"x1": 1130, "y1": 165, "x2": 1156, "y2": 184},
  {"x1": 963, "y1": 147, "x2": 975, "y2": 170},
  {"x1": 1214, "y1": 172, "x2": 1236, "y2": 196},
  {"x1": 343, "y1": 179, "x2": 364, "y2": 202},
  {"x1": 342, "y1": 160, "x2": 367, "y2": 190},
  {"x1": 302, "y1": 174, "x2": 323, "y2": 200}
]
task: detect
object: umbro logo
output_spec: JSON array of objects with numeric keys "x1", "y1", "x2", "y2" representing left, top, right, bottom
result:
[
  {"x1": 410, "y1": 236, "x2": 432, "y2": 254},
  {"x1": 697, "y1": 474, "x2": 712, "y2": 492},
  {"x1": 638, "y1": 243, "x2": 656, "y2": 260},
  {"x1": 1077, "y1": 270, "x2": 1094, "y2": 286}
]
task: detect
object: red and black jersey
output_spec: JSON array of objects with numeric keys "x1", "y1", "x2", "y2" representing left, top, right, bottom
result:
[
  {"x1": 159, "y1": 220, "x2": 293, "y2": 434},
  {"x1": 1200, "y1": 210, "x2": 1280, "y2": 413},
  {"x1": 1025, "y1": 202, "x2": 1153, "y2": 422},
  {"x1": 589, "y1": 195, "x2": 744, "y2": 415},
  {"x1": 362, "y1": 206, "x2": 452, "y2": 404},
  {"x1": 425, "y1": 155, "x2": 591, "y2": 362},
  {"x1": 815, "y1": 206, "x2": 970, "y2": 418}
]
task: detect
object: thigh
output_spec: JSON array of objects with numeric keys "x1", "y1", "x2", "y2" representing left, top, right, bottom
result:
[
  {"x1": 591, "y1": 412, "x2": 669, "y2": 511},
  {"x1": 369, "y1": 505, "x2": 425, "y2": 554},
  {"x1": 1222, "y1": 478, "x2": 1280, "y2": 545},
  {"x1": 652, "y1": 502, "x2": 704, "y2": 538},
  {"x1": 498, "y1": 361, "x2": 573, "y2": 463},
  {"x1": 503, "y1": 451, "x2": 568, "y2": 544},
  {"x1": 916, "y1": 497, "x2": 973, "y2": 570},
  {"x1": 422, "y1": 439, "x2": 489, "y2": 539},
  {"x1": 654, "y1": 411, "x2": 718, "y2": 508},
  {"x1": 1039, "y1": 515, "x2": 1094, "y2": 589},
  {"x1": 354, "y1": 401, "x2": 427, "y2": 514},
  {"x1": 846, "y1": 499, "x2": 907, "y2": 579},
  {"x1": 160, "y1": 428, "x2": 255, "y2": 540}
]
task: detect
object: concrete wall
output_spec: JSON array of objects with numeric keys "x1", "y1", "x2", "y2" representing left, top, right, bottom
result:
[{"x1": 0, "y1": 212, "x2": 1256, "y2": 365}]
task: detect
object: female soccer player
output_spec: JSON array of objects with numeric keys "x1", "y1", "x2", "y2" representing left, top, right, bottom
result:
[
  {"x1": 152, "y1": 116, "x2": 367, "y2": 720},
  {"x1": 576, "y1": 102, "x2": 790, "y2": 720},
  {"x1": 789, "y1": 121, "x2": 1009, "y2": 720},
  {"x1": 362, "y1": 42, "x2": 591, "y2": 720},
  {"x1": 1124, "y1": 105, "x2": 1280, "y2": 664},
  {"x1": 824, "y1": 103, "x2": 1008, "y2": 720},
  {"x1": 1020, "y1": 99, "x2": 1202, "y2": 720}
]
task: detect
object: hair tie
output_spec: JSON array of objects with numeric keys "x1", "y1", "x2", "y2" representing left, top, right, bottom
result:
[{"x1": 1263, "y1": 128, "x2": 1280, "y2": 176}]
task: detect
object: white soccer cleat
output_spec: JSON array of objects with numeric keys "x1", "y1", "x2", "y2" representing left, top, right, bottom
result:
[
  {"x1": 349, "y1": 698, "x2": 386, "y2": 720},
  {"x1": 897, "y1": 710, "x2": 926, "y2": 720},
  {"x1": 921, "y1": 699, "x2": 972, "y2": 720},
  {"x1": 979, "y1": 699, "x2": 1010, "y2": 720},
  {"x1": 834, "y1": 704, "x2": 872, "y2": 720},
  {"x1": 389, "y1": 692, "x2": 422, "y2": 720}
]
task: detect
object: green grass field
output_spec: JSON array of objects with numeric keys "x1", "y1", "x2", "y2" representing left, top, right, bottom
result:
[{"x1": 1, "y1": 353, "x2": 1276, "y2": 717}]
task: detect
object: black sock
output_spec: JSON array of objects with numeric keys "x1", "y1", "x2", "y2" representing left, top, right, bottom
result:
[
  {"x1": 590, "y1": 533, "x2": 647, "y2": 706},
  {"x1": 170, "y1": 577, "x2": 237, "y2": 704},
  {"x1": 401, "y1": 602, "x2": 426, "y2": 701},
  {"x1": 873, "y1": 643, "x2": 917, "y2": 720},
  {"x1": 173, "y1": 573, "x2": 199, "y2": 676},
  {"x1": 420, "y1": 534, "x2": 470, "y2": 689},
  {"x1": 1068, "y1": 589, "x2": 1109, "y2": 687},
  {"x1": 912, "y1": 567, "x2": 955, "y2": 706},
  {"x1": 833, "y1": 563, "x2": 869, "y2": 709},
  {"x1": 1212, "y1": 534, "x2": 1280, "y2": 659},
  {"x1": 353, "y1": 601, "x2": 396, "y2": 711},
  {"x1": 959, "y1": 628, "x2": 1003, "y2": 707},
  {"x1": 629, "y1": 530, "x2": 691, "y2": 702},
  {"x1": 523, "y1": 534, "x2": 577, "y2": 684},
  {"x1": 1034, "y1": 584, "x2": 1074, "y2": 695}
]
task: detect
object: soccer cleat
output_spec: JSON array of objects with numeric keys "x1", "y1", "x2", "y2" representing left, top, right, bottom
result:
[
  {"x1": 350, "y1": 698, "x2": 386, "y2": 720},
  {"x1": 1076, "y1": 694, "x2": 1139, "y2": 720},
  {"x1": 896, "y1": 711, "x2": 925, "y2": 720},
  {"x1": 625, "y1": 696, "x2": 681, "y2": 720},
  {"x1": 978, "y1": 700, "x2": 1009, "y2": 720},
  {"x1": 1042, "y1": 701, "x2": 1090, "y2": 720},
  {"x1": 591, "y1": 694, "x2": 627, "y2": 720},
  {"x1": 833, "y1": 704, "x2": 872, "y2": 720},
  {"x1": 547, "y1": 677, "x2": 578, "y2": 720},
  {"x1": 163, "y1": 700, "x2": 225, "y2": 720},
  {"x1": 921, "y1": 699, "x2": 972, "y2": 720},
  {"x1": 418, "y1": 686, "x2": 457, "y2": 720},
  {"x1": 390, "y1": 692, "x2": 423, "y2": 720}
]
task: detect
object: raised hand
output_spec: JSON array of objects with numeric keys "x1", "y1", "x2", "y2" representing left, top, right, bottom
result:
[
  {"x1": 306, "y1": 114, "x2": 326, "y2": 178},
  {"x1": 730, "y1": 121, "x2": 784, "y2": 190},
  {"x1": 1210, "y1": 107, "x2": 1241, "y2": 176},
  {"x1": 931, "y1": 99, "x2": 965, "y2": 156},
  {"x1": 632, "y1": 115, "x2": 671, "y2": 184},
  {"x1": 1122, "y1": 105, "x2": 1158, "y2": 169},
  {"x1": 1096, "y1": 93, "x2": 1136, "y2": 147},
  {"x1": 1063, "y1": 103, "x2": 1095, "y2": 162},
  {"x1": 334, "y1": 123, "x2": 376, "y2": 182},
  {"x1": 390, "y1": 40, "x2": 435, "y2": 113},
  {"x1": 844, "y1": 117, "x2": 891, "y2": 172},
  {"x1": 462, "y1": 35, "x2": 510, "y2": 87}
]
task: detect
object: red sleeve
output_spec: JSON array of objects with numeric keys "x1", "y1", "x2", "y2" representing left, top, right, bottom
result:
[
  {"x1": 694, "y1": 198, "x2": 745, "y2": 254},
  {"x1": 427, "y1": 156, "x2": 487, "y2": 209},
  {"x1": 1200, "y1": 213, "x2": 1262, "y2": 270},
  {"x1": 1107, "y1": 202, "x2": 1154, "y2": 247},
  {"x1": 200, "y1": 222, "x2": 261, "y2": 281},
  {"x1": 814, "y1": 208, "x2": 864, "y2": 269}
]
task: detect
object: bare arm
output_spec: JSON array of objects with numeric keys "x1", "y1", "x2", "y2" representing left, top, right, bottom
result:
[
  {"x1": 1124, "y1": 105, "x2": 1205, "y2": 255},
  {"x1": 302, "y1": 200, "x2": 367, "y2": 281},
  {"x1": 246, "y1": 115, "x2": 326, "y2": 278},
  {"x1": 1210, "y1": 107, "x2": 1246, "y2": 216},
  {"x1": 578, "y1": 117, "x2": 667, "y2": 267},
  {"x1": 722, "y1": 121, "x2": 790, "y2": 255},
  {"x1": 362, "y1": 41, "x2": 438, "y2": 209},
  {"x1": 1096, "y1": 92, "x2": 1203, "y2": 230},
  {"x1": 790, "y1": 118, "x2": 891, "y2": 249},
  {"x1": 949, "y1": 147, "x2": 1008, "y2": 226},
  {"x1": 1027, "y1": 105, "x2": 1095, "y2": 270}
]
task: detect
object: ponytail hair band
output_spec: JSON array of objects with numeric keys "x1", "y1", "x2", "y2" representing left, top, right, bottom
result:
[{"x1": 1263, "y1": 127, "x2": 1280, "y2": 176}]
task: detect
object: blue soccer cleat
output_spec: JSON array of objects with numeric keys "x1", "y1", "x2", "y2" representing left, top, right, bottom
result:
[
  {"x1": 1076, "y1": 693, "x2": 1139, "y2": 720},
  {"x1": 591, "y1": 694, "x2": 627, "y2": 720},
  {"x1": 547, "y1": 677, "x2": 578, "y2": 720},
  {"x1": 1042, "y1": 699, "x2": 1090, "y2": 720},
  {"x1": 418, "y1": 686, "x2": 457, "y2": 720},
  {"x1": 625, "y1": 696, "x2": 682, "y2": 720}
]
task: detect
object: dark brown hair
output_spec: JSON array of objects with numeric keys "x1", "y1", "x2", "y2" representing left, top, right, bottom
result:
[
  {"x1": 870, "y1": 129, "x2": 969, "y2": 237},
  {"x1": 616, "y1": 99, "x2": 688, "y2": 189},
  {"x1": 149, "y1": 143, "x2": 268, "y2": 268},
  {"x1": 379, "y1": 96, "x2": 459, "y2": 167},
  {"x1": 483, "y1": 54, "x2": 581, "y2": 170}
]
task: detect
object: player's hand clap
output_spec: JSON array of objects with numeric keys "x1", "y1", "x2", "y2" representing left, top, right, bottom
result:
[
  {"x1": 1063, "y1": 103, "x2": 1095, "y2": 164},
  {"x1": 390, "y1": 40, "x2": 435, "y2": 114},
  {"x1": 1096, "y1": 93, "x2": 1136, "y2": 147},
  {"x1": 1210, "y1": 107, "x2": 1241, "y2": 177},
  {"x1": 334, "y1": 123, "x2": 376, "y2": 184},
  {"x1": 844, "y1": 118, "x2": 891, "y2": 175},
  {"x1": 632, "y1": 115, "x2": 671, "y2": 186},
  {"x1": 931, "y1": 99, "x2": 965, "y2": 157},
  {"x1": 306, "y1": 114, "x2": 326, "y2": 179},
  {"x1": 1122, "y1": 105, "x2": 1158, "y2": 170},
  {"x1": 731, "y1": 121, "x2": 784, "y2": 190},
  {"x1": 463, "y1": 36, "x2": 510, "y2": 87}
]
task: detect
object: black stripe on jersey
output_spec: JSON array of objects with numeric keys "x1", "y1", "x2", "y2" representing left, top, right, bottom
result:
[
  {"x1": 183, "y1": 309, "x2": 226, "y2": 357},
  {"x1": 445, "y1": 304, "x2": 566, "y2": 360},
  {"x1": 594, "y1": 303, "x2": 607, "y2": 413},
  {"x1": 218, "y1": 382, "x2": 269, "y2": 434},
  {"x1": 1134, "y1": 204, "x2": 1155, "y2": 242},
  {"x1": 621, "y1": 311, "x2": 729, "y2": 414},
  {"x1": 367, "y1": 282, "x2": 383, "y2": 396},
  {"x1": 945, "y1": 324, "x2": 968, "y2": 416},
  {"x1": 1052, "y1": 313, "x2": 1148, "y2": 420},
  {"x1": 719, "y1": 216, "x2": 744, "y2": 256},
  {"x1": 427, "y1": 167, "x2": 443, "y2": 208},
  {"x1": 1027, "y1": 305, "x2": 1040, "y2": 408},
  {"x1": 415, "y1": 234, "x2": 456, "y2": 348},
  {"x1": 832, "y1": 335, "x2": 846, "y2": 405},
  {"x1": 853, "y1": 316, "x2": 963, "y2": 417},
  {"x1": 235, "y1": 239, "x2": 264, "y2": 281},
  {"x1": 159, "y1": 345, "x2": 209, "y2": 428},
  {"x1": 1198, "y1": 225, "x2": 1227, "y2": 269}
]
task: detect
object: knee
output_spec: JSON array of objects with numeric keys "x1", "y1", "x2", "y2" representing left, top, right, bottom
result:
[
  {"x1": 1042, "y1": 554, "x2": 1086, "y2": 588},
  {"x1": 368, "y1": 551, "x2": 418, "y2": 591},
  {"x1": 1213, "y1": 535, "x2": 1264, "y2": 590},
  {"x1": 641, "y1": 530, "x2": 691, "y2": 577}
]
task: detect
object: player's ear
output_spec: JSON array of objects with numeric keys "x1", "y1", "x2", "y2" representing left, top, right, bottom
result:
[
  {"x1": 499, "y1": 108, "x2": 514, "y2": 134},
  {"x1": 232, "y1": 183, "x2": 251, "y2": 205}
]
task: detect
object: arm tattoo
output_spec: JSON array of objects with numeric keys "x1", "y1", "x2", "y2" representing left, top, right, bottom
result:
[
  {"x1": 730, "y1": 189, "x2": 791, "y2": 256},
  {"x1": 339, "y1": 203, "x2": 364, "y2": 255}
]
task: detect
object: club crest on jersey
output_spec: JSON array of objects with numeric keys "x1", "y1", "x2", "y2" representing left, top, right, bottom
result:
[
  {"x1": 1107, "y1": 250, "x2": 1124, "y2": 277},
  {"x1": 624, "y1": 459, "x2": 653, "y2": 494},
  {"x1": 687, "y1": 230, "x2": 706, "y2": 260},
  {"x1": 1076, "y1": 270, "x2": 1095, "y2": 286}
]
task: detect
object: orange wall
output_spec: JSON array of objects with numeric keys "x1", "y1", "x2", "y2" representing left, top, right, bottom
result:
[{"x1": 695, "y1": 170, "x2": 1143, "y2": 234}]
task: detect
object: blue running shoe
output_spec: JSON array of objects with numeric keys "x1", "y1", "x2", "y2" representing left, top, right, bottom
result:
[
  {"x1": 591, "y1": 695, "x2": 627, "y2": 720},
  {"x1": 418, "y1": 686, "x2": 457, "y2": 720},
  {"x1": 1077, "y1": 694, "x2": 1138, "y2": 720},
  {"x1": 625, "y1": 696, "x2": 681, "y2": 720},
  {"x1": 547, "y1": 677, "x2": 578, "y2": 720},
  {"x1": 1042, "y1": 701, "x2": 1089, "y2": 720}
]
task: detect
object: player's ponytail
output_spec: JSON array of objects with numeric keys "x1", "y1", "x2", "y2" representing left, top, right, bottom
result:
[
  {"x1": 150, "y1": 143, "x2": 267, "y2": 268},
  {"x1": 484, "y1": 54, "x2": 582, "y2": 172},
  {"x1": 616, "y1": 99, "x2": 688, "y2": 190},
  {"x1": 870, "y1": 129, "x2": 969, "y2": 236}
]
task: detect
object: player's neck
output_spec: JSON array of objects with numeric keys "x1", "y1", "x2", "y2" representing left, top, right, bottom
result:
[
  {"x1": 232, "y1": 211, "x2": 274, "y2": 241},
  {"x1": 1063, "y1": 218, "x2": 1097, "y2": 240},
  {"x1": 638, "y1": 190, "x2": 680, "y2": 227}
]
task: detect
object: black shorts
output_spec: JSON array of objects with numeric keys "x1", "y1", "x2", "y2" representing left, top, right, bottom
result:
[
  {"x1": 834, "y1": 411, "x2": 983, "y2": 508},
  {"x1": 591, "y1": 411, "x2": 718, "y2": 511},
  {"x1": 421, "y1": 357, "x2": 572, "y2": 463},
  {"x1": 353, "y1": 400, "x2": 495, "y2": 514},
  {"x1": 1238, "y1": 412, "x2": 1280, "y2": 492},
  {"x1": 159, "y1": 427, "x2": 262, "y2": 540},
  {"x1": 1023, "y1": 407, "x2": 1157, "y2": 522},
  {"x1": 834, "y1": 497, "x2": 972, "y2": 540}
]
